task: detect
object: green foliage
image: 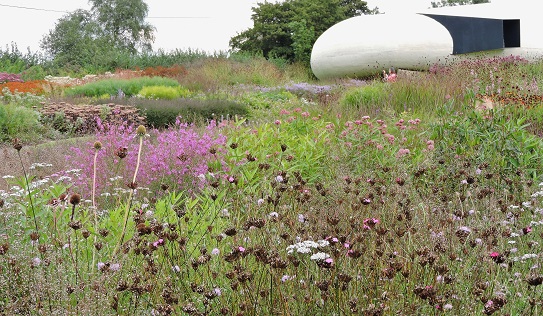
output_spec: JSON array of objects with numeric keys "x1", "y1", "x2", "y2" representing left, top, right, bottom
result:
[
  {"x1": 230, "y1": 0, "x2": 371, "y2": 63},
  {"x1": 137, "y1": 85, "x2": 191, "y2": 100},
  {"x1": 241, "y1": 90, "x2": 298, "y2": 110},
  {"x1": 0, "y1": 43, "x2": 45, "y2": 74},
  {"x1": 340, "y1": 83, "x2": 387, "y2": 110},
  {"x1": 431, "y1": 107, "x2": 543, "y2": 178},
  {"x1": 89, "y1": 0, "x2": 155, "y2": 53},
  {"x1": 64, "y1": 76, "x2": 180, "y2": 97},
  {"x1": 132, "y1": 98, "x2": 249, "y2": 127},
  {"x1": 40, "y1": 111, "x2": 84, "y2": 135},
  {"x1": 41, "y1": 0, "x2": 155, "y2": 72},
  {"x1": 0, "y1": 103, "x2": 44, "y2": 142},
  {"x1": 0, "y1": 88, "x2": 46, "y2": 108},
  {"x1": 289, "y1": 20, "x2": 315, "y2": 65}
]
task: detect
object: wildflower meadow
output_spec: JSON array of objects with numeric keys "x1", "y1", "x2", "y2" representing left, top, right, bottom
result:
[{"x1": 2, "y1": 52, "x2": 543, "y2": 315}]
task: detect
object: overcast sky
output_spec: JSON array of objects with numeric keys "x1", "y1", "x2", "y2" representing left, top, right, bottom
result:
[{"x1": 0, "y1": 0, "x2": 445, "y2": 54}]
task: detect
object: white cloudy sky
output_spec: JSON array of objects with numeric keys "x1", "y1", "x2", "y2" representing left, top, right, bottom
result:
[{"x1": 0, "y1": 0, "x2": 463, "y2": 54}]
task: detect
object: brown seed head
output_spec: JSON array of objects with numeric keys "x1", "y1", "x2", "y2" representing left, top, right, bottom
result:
[
  {"x1": 70, "y1": 193, "x2": 81, "y2": 205},
  {"x1": 93, "y1": 141, "x2": 102, "y2": 150},
  {"x1": 12, "y1": 138, "x2": 22, "y2": 151}
]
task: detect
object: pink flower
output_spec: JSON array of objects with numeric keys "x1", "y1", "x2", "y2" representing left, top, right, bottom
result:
[
  {"x1": 279, "y1": 109, "x2": 290, "y2": 115},
  {"x1": 274, "y1": 120, "x2": 281, "y2": 125},
  {"x1": 238, "y1": 246, "x2": 245, "y2": 252},
  {"x1": 490, "y1": 252, "x2": 500, "y2": 258},
  {"x1": 386, "y1": 73, "x2": 397, "y2": 82},
  {"x1": 396, "y1": 148, "x2": 410, "y2": 158}
]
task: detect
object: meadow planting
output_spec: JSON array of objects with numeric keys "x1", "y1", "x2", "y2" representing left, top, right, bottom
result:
[{"x1": 2, "y1": 52, "x2": 543, "y2": 315}]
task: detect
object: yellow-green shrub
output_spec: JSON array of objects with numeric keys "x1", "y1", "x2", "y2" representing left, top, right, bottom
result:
[{"x1": 138, "y1": 85, "x2": 191, "y2": 100}]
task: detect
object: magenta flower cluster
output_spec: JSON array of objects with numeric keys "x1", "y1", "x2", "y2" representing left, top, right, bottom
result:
[
  {"x1": 67, "y1": 118, "x2": 227, "y2": 198},
  {"x1": 0, "y1": 72, "x2": 23, "y2": 84}
]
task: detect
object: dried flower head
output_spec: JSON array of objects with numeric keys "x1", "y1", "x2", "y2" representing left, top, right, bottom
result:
[
  {"x1": 69, "y1": 193, "x2": 81, "y2": 206},
  {"x1": 136, "y1": 125, "x2": 147, "y2": 136},
  {"x1": 115, "y1": 147, "x2": 128, "y2": 159},
  {"x1": 93, "y1": 141, "x2": 102, "y2": 150},
  {"x1": 12, "y1": 138, "x2": 22, "y2": 151}
]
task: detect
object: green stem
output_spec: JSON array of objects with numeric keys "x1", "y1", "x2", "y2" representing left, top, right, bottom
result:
[
  {"x1": 17, "y1": 151, "x2": 39, "y2": 238},
  {"x1": 92, "y1": 149, "x2": 98, "y2": 270}
]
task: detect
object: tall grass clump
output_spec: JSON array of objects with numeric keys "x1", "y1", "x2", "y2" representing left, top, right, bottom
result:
[
  {"x1": 0, "y1": 103, "x2": 44, "y2": 142},
  {"x1": 64, "y1": 77, "x2": 181, "y2": 98},
  {"x1": 137, "y1": 85, "x2": 192, "y2": 100}
]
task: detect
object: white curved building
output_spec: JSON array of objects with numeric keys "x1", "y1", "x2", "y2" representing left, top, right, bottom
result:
[{"x1": 310, "y1": 2, "x2": 543, "y2": 79}]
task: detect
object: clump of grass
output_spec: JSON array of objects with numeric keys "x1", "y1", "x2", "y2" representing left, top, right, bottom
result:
[
  {"x1": 64, "y1": 76, "x2": 181, "y2": 98},
  {"x1": 137, "y1": 85, "x2": 192, "y2": 100},
  {"x1": 0, "y1": 103, "x2": 45, "y2": 142}
]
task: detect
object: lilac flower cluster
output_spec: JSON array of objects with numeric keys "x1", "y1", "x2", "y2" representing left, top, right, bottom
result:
[{"x1": 0, "y1": 72, "x2": 23, "y2": 84}]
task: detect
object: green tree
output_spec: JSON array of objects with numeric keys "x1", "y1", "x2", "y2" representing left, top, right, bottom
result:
[
  {"x1": 230, "y1": 0, "x2": 371, "y2": 65},
  {"x1": 431, "y1": 0, "x2": 490, "y2": 8},
  {"x1": 40, "y1": 0, "x2": 155, "y2": 71},
  {"x1": 89, "y1": 0, "x2": 155, "y2": 53},
  {"x1": 40, "y1": 10, "x2": 107, "y2": 70}
]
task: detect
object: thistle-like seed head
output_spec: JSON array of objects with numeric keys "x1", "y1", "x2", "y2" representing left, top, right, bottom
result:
[
  {"x1": 70, "y1": 193, "x2": 81, "y2": 205},
  {"x1": 136, "y1": 125, "x2": 147, "y2": 136},
  {"x1": 93, "y1": 141, "x2": 103, "y2": 150}
]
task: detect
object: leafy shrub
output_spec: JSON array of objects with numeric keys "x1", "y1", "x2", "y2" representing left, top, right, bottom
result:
[
  {"x1": 131, "y1": 98, "x2": 249, "y2": 128},
  {"x1": 64, "y1": 76, "x2": 181, "y2": 98},
  {"x1": 0, "y1": 103, "x2": 44, "y2": 141},
  {"x1": 137, "y1": 85, "x2": 191, "y2": 100},
  {"x1": 0, "y1": 87, "x2": 46, "y2": 107},
  {"x1": 20, "y1": 65, "x2": 48, "y2": 81}
]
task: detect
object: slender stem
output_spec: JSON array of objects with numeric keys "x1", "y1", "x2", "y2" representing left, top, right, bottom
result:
[
  {"x1": 112, "y1": 135, "x2": 143, "y2": 257},
  {"x1": 92, "y1": 149, "x2": 99, "y2": 270},
  {"x1": 17, "y1": 151, "x2": 39, "y2": 238}
]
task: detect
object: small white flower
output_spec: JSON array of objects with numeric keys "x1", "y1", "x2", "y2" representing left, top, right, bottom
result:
[
  {"x1": 269, "y1": 211, "x2": 279, "y2": 218},
  {"x1": 257, "y1": 198, "x2": 265, "y2": 206},
  {"x1": 221, "y1": 209, "x2": 230, "y2": 217},
  {"x1": 298, "y1": 214, "x2": 306, "y2": 223},
  {"x1": 310, "y1": 252, "x2": 330, "y2": 261},
  {"x1": 32, "y1": 257, "x2": 41, "y2": 266},
  {"x1": 109, "y1": 263, "x2": 121, "y2": 271},
  {"x1": 276, "y1": 175, "x2": 284, "y2": 183},
  {"x1": 172, "y1": 265, "x2": 180, "y2": 273}
]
